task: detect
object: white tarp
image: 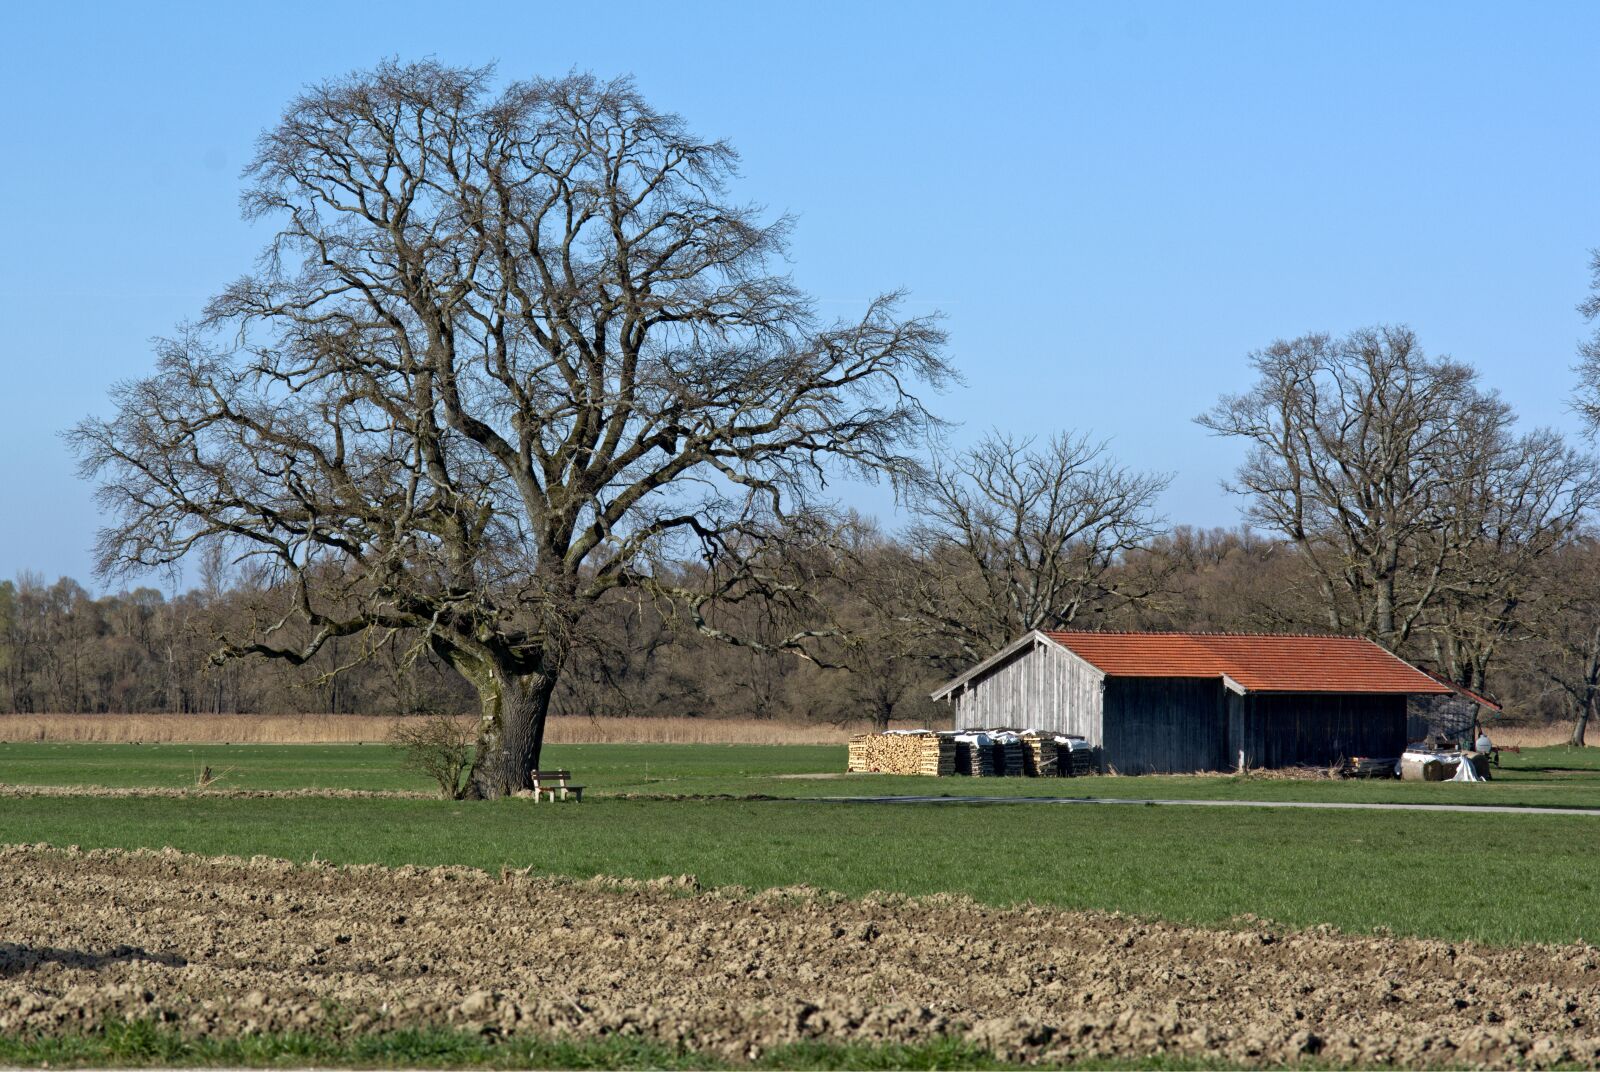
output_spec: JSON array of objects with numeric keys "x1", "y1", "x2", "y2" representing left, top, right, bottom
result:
[{"x1": 1452, "y1": 756, "x2": 1485, "y2": 782}]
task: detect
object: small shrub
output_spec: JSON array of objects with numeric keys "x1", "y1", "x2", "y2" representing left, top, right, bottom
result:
[{"x1": 388, "y1": 716, "x2": 475, "y2": 799}]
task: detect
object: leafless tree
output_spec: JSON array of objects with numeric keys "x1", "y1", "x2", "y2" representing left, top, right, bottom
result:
[
  {"x1": 71, "y1": 62, "x2": 951, "y2": 796},
  {"x1": 1529, "y1": 536, "x2": 1600, "y2": 746},
  {"x1": 1198, "y1": 326, "x2": 1594, "y2": 665},
  {"x1": 1574, "y1": 251, "x2": 1600, "y2": 430},
  {"x1": 1424, "y1": 428, "x2": 1597, "y2": 690},
  {"x1": 899, "y1": 431, "x2": 1170, "y2": 661}
]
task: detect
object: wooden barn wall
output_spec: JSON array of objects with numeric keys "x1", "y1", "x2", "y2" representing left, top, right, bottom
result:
[
  {"x1": 1100, "y1": 677, "x2": 1228, "y2": 774},
  {"x1": 1239, "y1": 693, "x2": 1406, "y2": 768},
  {"x1": 950, "y1": 641, "x2": 1103, "y2": 741}
]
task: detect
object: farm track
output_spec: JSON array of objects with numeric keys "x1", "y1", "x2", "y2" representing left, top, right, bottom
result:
[{"x1": 1, "y1": 846, "x2": 1598, "y2": 1067}]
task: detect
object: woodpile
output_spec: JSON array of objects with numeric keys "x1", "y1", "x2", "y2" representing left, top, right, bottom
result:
[
  {"x1": 849, "y1": 730, "x2": 1096, "y2": 778},
  {"x1": 846, "y1": 733, "x2": 954, "y2": 776}
]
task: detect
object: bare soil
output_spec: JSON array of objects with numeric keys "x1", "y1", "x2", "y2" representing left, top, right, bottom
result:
[{"x1": 2, "y1": 844, "x2": 1597, "y2": 1067}]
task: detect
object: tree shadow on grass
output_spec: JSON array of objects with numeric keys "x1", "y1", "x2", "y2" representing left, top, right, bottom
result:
[{"x1": 0, "y1": 942, "x2": 187, "y2": 977}]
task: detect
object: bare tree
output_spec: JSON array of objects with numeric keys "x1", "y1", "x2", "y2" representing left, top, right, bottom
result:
[
  {"x1": 72, "y1": 62, "x2": 951, "y2": 796},
  {"x1": 899, "y1": 431, "x2": 1170, "y2": 660},
  {"x1": 1530, "y1": 536, "x2": 1600, "y2": 746},
  {"x1": 1424, "y1": 428, "x2": 1597, "y2": 690},
  {"x1": 1116, "y1": 526, "x2": 1324, "y2": 634},
  {"x1": 1198, "y1": 326, "x2": 1592, "y2": 664},
  {"x1": 1575, "y1": 250, "x2": 1600, "y2": 430}
]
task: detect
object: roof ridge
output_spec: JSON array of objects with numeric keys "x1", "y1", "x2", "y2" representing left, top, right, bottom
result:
[
  {"x1": 1045, "y1": 628, "x2": 1369, "y2": 641},
  {"x1": 1038, "y1": 629, "x2": 1450, "y2": 695}
]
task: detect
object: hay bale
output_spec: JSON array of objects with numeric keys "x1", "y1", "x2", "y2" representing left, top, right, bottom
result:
[{"x1": 1400, "y1": 754, "x2": 1447, "y2": 782}]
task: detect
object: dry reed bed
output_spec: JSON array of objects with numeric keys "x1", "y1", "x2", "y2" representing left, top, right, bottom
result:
[
  {"x1": 1492, "y1": 723, "x2": 1585, "y2": 749},
  {"x1": 0, "y1": 713, "x2": 919, "y2": 745}
]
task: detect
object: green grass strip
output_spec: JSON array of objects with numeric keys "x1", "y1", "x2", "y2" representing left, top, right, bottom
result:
[
  {"x1": 3, "y1": 794, "x2": 1599, "y2": 946},
  {"x1": 0, "y1": 1019, "x2": 1306, "y2": 1070}
]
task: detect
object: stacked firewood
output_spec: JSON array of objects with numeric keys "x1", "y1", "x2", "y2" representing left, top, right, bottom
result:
[{"x1": 846, "y1": 733, "x2": 954, "y2": 776}]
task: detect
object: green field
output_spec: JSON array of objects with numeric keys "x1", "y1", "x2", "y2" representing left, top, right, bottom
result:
[
  {"x1": 0, "y1": 1023, "x2": 1227, "y2": 1072},
  {"x1": 2, "y1": 739, "x2": 1598, "y2": 809},
  {"x1": 2, "y1": 741, "x2": 1599, "y2": 946}
]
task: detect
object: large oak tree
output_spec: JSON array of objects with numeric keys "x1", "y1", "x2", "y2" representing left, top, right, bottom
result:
[
  {"x1": 1199, "y1": 326, "x2": 1593, "y2": 677},
  {"x1": 73, "y1": 62, "x2": 951, "y2": 796}
]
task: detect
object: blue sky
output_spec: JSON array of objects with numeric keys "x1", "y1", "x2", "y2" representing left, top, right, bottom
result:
[{"x1": 4, "y1": 1, "x2": 1599, "y2": 588}]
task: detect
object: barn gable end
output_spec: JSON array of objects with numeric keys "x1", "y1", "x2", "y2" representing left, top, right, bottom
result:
[{"x1": 936, "y1": 631, "x2": 1105, "y2": 742}]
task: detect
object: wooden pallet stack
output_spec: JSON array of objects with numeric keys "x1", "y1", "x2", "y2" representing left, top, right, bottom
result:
[
  {"x1": 1058, "y1": 738, "x2": 1097, "y2": 776},
  {"x1": 1020, "y1": 734, "x2": 1059, "y2": 777},
  {"x1": 846, "y1": 732, "x2": 953, "y2": 776},
  {"x1": 847, "y1": 734, "x2": 873, "y2": 773},
  {"x1": 990, "y1": 736, "x2": 1027, "y2": 776},
  {"x1": 951, "y1": 735, "x2": 996, "y2": 776},
  {"x1": 1344, "y1": 756, "x2": 1399, "y2": 778}
]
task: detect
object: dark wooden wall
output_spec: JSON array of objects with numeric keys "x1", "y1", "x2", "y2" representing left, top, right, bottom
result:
[
  {"x1": 1237, "y1": 693, "x2": 1406, "y2": 768},
  {"x1": 1101, "y1": 677, "x2": 1229, "y2": 774},
  {"x1": 1102, "y1": 683, "x2": 1407, "y2": 773}
]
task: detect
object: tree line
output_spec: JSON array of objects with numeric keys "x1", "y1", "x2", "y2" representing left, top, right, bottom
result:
[
  {"x1": 44, "y1": 62, "x2": 1600, "y2": 792},
  {"x1": 17, "y1": 331, "x2": 1600, "y2": 747}
]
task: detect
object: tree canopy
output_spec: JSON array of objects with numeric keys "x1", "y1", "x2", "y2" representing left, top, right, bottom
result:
[{"x1": 72, "y1": 62, "x2": 953, "y2": 796}]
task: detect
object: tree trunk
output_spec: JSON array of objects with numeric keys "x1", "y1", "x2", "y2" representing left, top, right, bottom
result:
[
  {"x1": 465, "y1": 671, "x2": 556, "y2": 799},
  {"x1": 1573, "y1": 694, "x2": 1593, "y2": 748},
  {"x1": 871, "y1": 702, "x2": 892, "y2": 733}
]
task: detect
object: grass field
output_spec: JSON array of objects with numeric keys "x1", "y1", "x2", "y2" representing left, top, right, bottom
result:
[
  {"x1": 2, "y1": 739, "x2": 1599, "y2": 809},
  {"x1": 3, "y1": 741, "x2": 1600, "y2": 946},
  {"x1": 0, "y1": 1024, "x2": 1073, "y2": 1072}
]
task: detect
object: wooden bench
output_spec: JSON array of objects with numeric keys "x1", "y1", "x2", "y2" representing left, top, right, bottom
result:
[{"x1": 530, "y1": 770, "x2": 584, "y2": 803}]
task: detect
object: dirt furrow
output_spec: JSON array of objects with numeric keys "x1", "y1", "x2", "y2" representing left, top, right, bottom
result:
[{"x1": 1, "y1": 844, "x2": 1596, "y2": 1067}]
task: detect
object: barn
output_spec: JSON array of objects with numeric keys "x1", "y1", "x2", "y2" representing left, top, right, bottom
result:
[{"x1": 930, "y1": 631, "x2": 1455, "y2": 774}]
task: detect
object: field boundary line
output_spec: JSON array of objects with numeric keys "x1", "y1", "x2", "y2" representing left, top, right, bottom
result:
[
  {"x1": 0, "y1": 783, "x2": 431, "y2": 800},
  {"x1": 815, "y1": 794, "x2": 1600, "y2": 816}
]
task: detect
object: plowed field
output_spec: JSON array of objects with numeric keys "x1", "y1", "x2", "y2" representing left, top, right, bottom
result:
[{"x1": 2, "y1": 844, "x2": 1597, "y2": 1068}]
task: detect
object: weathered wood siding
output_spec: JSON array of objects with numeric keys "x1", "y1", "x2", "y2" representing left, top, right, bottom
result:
[
  {"x1": 1101, "y1": 677, "x2": 1229, "y2": 774},
  {"x1": 949, "y1": 639, "x2": 1103, "y2": 741},
  {"x1": 1236, "y1": 693, "x2": 1406, "y2": 768}
]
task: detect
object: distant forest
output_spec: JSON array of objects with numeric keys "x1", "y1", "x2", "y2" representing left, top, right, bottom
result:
[{"x1": 5, "y1": 518, "x2": 1600, "y2": 735}]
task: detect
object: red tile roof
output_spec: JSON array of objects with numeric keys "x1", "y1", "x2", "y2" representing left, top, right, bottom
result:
[{"x1": 1043, "y1": 631, "x2": 1452, "y2": 695}]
